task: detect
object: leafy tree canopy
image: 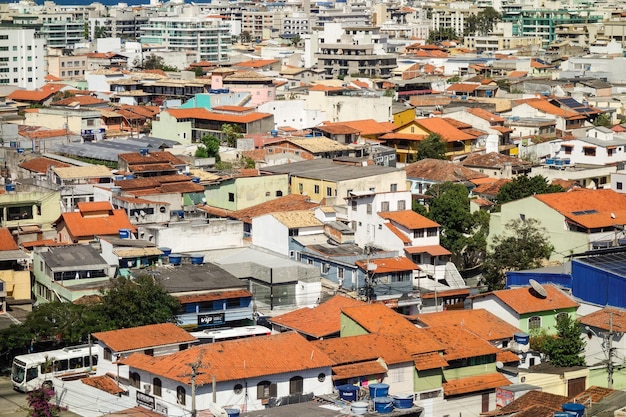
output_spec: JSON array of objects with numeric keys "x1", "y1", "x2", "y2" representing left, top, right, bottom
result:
[
  {"x1": 142, "y1": 54, "x2": 178, "y2": 72},
  {"x1": 593, "y1": 113, "x2": 612, "y2": 127},
  {"x1": 416, "y1": 133, "x2": 446, "y2": 161},
  {"x1": 496, "y1": 175, "x2": 565, "y2": 206},
  {"x1": 222, "y1": 123, "x2": 243, "y2": 148},
  {"x1": 533, "y1": 315, "x2": 586, "y2": 367},
  {"x1": 195, "y1": 134, "x2": 221, "y2": 161},
  {"x1": 482, "y1": 218, "x2": 553, "y2": 290}
]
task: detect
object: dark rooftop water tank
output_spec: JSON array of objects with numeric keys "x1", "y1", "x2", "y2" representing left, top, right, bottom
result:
[
  {"x1": 337, "y1": 384, "x2": 359, "y2": 401},
  {"x1": 169, "y1": 254, "x2": 182, "y2": 266}
]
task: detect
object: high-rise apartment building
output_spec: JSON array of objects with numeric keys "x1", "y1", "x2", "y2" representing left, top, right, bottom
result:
[{"x1": 0, "y1": 28, "x2": 46, "y2": 89}]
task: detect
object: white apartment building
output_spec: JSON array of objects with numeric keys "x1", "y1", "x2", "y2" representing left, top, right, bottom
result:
[
  {"x1": 140, "y1": 16, "x2": 231, "y2": 63},
  {"x1": 0, "y1": 28, "x2": 46, "y2": 89}
]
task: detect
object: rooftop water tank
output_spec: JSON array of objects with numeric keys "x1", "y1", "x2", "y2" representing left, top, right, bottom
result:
[
  {"x1": 159, "y1": 247, "x2": 172, "y2": 257},
  {"x1": 119, "y1": 229, "x2": 131, "y2": 239},
  {"x1": 4, "y1": 184, "x2": 15, "y2": 192},
  {"x1": 190, "y1": 255, "x2": 204, "y2": 265},
  {"x1": 337, "y1": 384, "x2": 359, "y2": 401},
  {"x1": 139, "y1": 148, "x2": 149, "y2": 156},
  {"x1": 514, "y1": 332, "x2": 529, "y2": 345},
  {"x1": 562, "y1": 403, "x2": 585, "y2": 417},
  {"x1": 369, "y1": 383, "x2": 389, "y2": 398},
  {"x1": 169, "y1": 254, "x2": 182, "y2": 266},
  {"x1": 373, "y1": 397, "x2": 394, "y2": 414}
]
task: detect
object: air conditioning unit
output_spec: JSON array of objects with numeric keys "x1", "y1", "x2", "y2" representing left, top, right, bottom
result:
[{"x1": 143, "y1": 384, "x2": 151, "y2": 392}]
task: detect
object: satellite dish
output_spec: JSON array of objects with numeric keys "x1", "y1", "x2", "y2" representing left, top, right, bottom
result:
[
  {"x1": 367, "y1": 263, "x2": 378, "y2": 271},
  {"x1": 496, "y1": 361, "x2": 504, "y2": 369},
  {"x1": 529, "y1": 279, "x2": 547, "y2": 298},
  {"x1": 139, "y1": 210, "x2": 146, "y2": 217},
  {"x1": 207, "y1": 403, "x2": 228, "y2": 417}
]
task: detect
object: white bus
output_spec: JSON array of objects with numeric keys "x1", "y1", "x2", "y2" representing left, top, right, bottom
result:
[
  {"x1": 11, "y1": 345, "x2": 98, "y2": 392},
  {"x1": 190, "y1": 326, "x2": 271, "y2": 344}
]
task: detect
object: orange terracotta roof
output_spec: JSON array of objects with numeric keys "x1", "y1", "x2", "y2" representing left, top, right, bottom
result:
[
  {"x1": 385, "y1": 222, "x2": 412, "y2": 244},
  {"x1": 534, "y1": 189, "x2": 626, "y2": 229},
  {"x1": 473, "y1": 284, "x2": 578, "y2": 315},
  {"x1": 414, "y1": 352, "x2": 448, "y2": 370},
  {"x1": 380, "y1": 132, "x2": 426, "y2": 141},
  {"x1": 332, "y1": 360, "x2": 387, "y2": 380},
  {"x1": 472, "y1": 178, "x2": 511, "y2": 197},
  {"x1": 309, "y1": 84, "x2": 346, "y2": 92},
  {"x1": 21, "y1": 239, "x2": 65, "y2": 249},
  {"x1": 93, "y1": 323, "x2": 197, "y2": 352},
  {"x1": 467, "y1": 108, "x2": 505, "y2": 123},
  {"x1": 379, "y1": 210, "x2": 440, "y2": 229},
  {"x1": 121, "y1": 332, "x2": 333, "y2": 384},
  {"x1": 119, "y1": 151, "x2": 186, "y2": 166},
  {"x1": 316, "y1": 124, "x2": 361, "y2": 135},
  {"x1": 356, "y1": 256, "x2": 418, "y2": 273},
  {"x1": 415, "y1": 118, "x2": 477, "y2": 142},
  {"x1": 234, "y1": 59, "x2": 279, "y2": 68},
  {"x1": 417, "y1": 309, "x2": 520, "y2": 341},
  {"x1": 0, "y1": 228, "x2": 18, "y2": 251},
  {"x1": 53, "y1": 95, "x2": 107, "y2": 106},
  {"x1": 517, "y1": 98, "x2": 584, "y2": 119},
  {"x1": 491, "y1": 125, "x2": 513, "y2": 133},
  {"x1": 8, "y1": 88, "x2": 59, "y2": 102},
  {"x1": 270, "y1": 295, "x2": 366, "y2": 338},
  {"x1": 229, "y1": 194, "x2": 318, "y2": 224},
  {"x1": 423, "y1": 324, "x2": 500, "y2": 361},
  {"x1": 177, "y1": 289, "x2": 253, "y2": 304},
  {"x1": 404, "y1": 245, "x2": 451, "y2": 256},
  {"x1": 497, "y1": 350, "x2": 520, "y2": 363},
  {"x1": 446, "y1": 83, "x2": 479, "y2": 93},
  {"x1": 211, "y1": 105, "x2": 254, "y2": 113},
  {"x1": 81, "y1": 375, "x2": 127, "y2": 395},
  {"x1": 19, "y1": 128, "x2": 71, "y2": 139},
  {"x1": 19, "y1": 157, "x2": 71, "y2": 174},
  {"x1": 406, "y1": 158, "x2": 487, "y2": 182},
  {"x1": 59, "y1": 208, "x2": 136, "y2": 239},
  {"x1": 321, "y1": 119, "x2": 394, "y2": 137},
  {"x1": 571, "y1": 386, "x2": 616, "y2": 404},
  {"x1": 443, "y1": 372, "x2": 511, "y2": 396},
  {"x1": 419, "y1": 288, "x2": 469, "y2": 300},
  {"x1": 508, "y1": 71, "x2": 528, "y2": 78},
  {"x1": 579, "y1": 307, "x2": 626, "y2": 333},
  {"x1": 166, "y1": 108, "x2": 272, "y2": 123},
  {"x1": 485, "y1": 390, "x2": 567, "y2": 416},
  {"x1": 45, "y1": 74, "x2": 62, "y2": 82}
]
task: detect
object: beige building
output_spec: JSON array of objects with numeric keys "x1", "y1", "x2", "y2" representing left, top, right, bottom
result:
[
  {"x1": 464, "y1": 35, "x2": 543, "y2": 54},
  {"x1": 46, "y1": 53, "x2": 89, "y2": 81},
  {"x1": 23, "y1": 107, "x2": 105, "y2": 141}
]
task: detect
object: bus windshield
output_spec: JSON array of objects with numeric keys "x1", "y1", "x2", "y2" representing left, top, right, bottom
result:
[{"x1": 11, "y1": 361, "x2": 25, "y2": 384}]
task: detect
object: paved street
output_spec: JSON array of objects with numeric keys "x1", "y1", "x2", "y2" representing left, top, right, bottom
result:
[{"x1": 0, "y1": 376, "x2": 28, "y2": 417}]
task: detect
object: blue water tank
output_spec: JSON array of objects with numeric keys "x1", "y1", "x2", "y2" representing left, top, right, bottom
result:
[
  {"x1": 270, "y1": 130, "x2": 278, "y2": 137},
  {"x1": 514, "y1": 332, "x2": 529, "y2": 345},
  {"x1": 159, "y1": 247, "x2": 172, "y2": 256},
  {"x1": 337, "y1": 384, "x2": 359, "y2": 401},
  {"x1": 119, "y1": 229, "x2": 131, "y2": 239},
  {"x1": 4, "y1": 184, "x2": 15, "y2": 192},
  {"x1": 190, "y1": 255, "x2": 204, "y2": 265},
  {"x1": 139, "y1": 148, "x2": 149, "y2": 156},
  {"x1": 392, "y1": 394, "x2": 414, "y2": 409},
  {"x1": 373, "y1": 397, "x2": 394, "y2": 414},
  {"x1": 125, "y1": 174, "x2": 135, "y2": 180},
  {"x1": 224, "y1": 409, "x2": 239, "y2": 417},
  {"x1": 562, "y1": 403, "x2": 585, "y2": 417},
  {"x1": 17, "y1": 148, "x2": 23, "y2": 154},
  {"x1": 369, "y1": 383, "x2": 389, "y2": 398},
  {"x1": 169, "y1": 254, "x2": 182, "y2": 266},
  {"x1": 209, "y1": 89, "x2": 220, "y2": 94},
  {"x1": 191, "y1": 177, "x2": 200, "y2": 183}
]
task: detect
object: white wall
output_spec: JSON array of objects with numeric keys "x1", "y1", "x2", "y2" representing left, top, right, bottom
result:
[
  {"x1": 257, "y1": 100, "x2": 327, "y2": 130},
  {"x1": 252, "y1": 214, "x2": 289, "y2": 255},
  {"x1": 472, "y1": 296, "x2": 520, "y2": 329},
  {"x1": 140, "y1": 219, "x2": 244, "y2": 252}
]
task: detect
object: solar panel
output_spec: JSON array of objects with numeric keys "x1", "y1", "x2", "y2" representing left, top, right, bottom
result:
[{"x1": 579, "y1": 252, "x2": 626, "y2": 277}]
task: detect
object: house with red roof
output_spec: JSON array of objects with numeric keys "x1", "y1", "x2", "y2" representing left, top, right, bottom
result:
[
  {"x1": 471, "y1": 283, "x2": 579, "y2": 335},
  {"x1": 491, "y1": 188, "x2": 626, "y2": 261},
  {"x1": 55, "y1": 201, "x2": 136, "y2": 244},
  {"x1": 7, "y1": 84, "x2": 68, "y2": 106},
  {"x1": 507, "y1": 97, "x2": 587, "y2": 133},
  {"x1": 444, "y1": 107, "x2": 513, "y2": 151}
]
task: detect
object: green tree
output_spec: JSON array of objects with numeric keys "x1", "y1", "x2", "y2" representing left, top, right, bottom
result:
[
  {"x1": 27, "y1": 386, "x2": 61, "y2": 417},
  {"x1": 94, "y1": 25, "x2": 108, "y2": 39},
  {"x1": 476, "y1": 7, "x2": 501, "y2": 35},
  {"x1": 195, "y1": 134, "x2": 221, "y2": 161},
  {"x1": 142, "y1": 54, "x2": 178, "y2": 71},
  {"x1": 427, "y1": 28, "x2": 458, "y2": 43},
  {"x1": 482, "y1": 218, "x2": 554, "y2": 290},
  {"x1": 496, "y1": 175, "x2": 565, "y2": 206},
  {"x1": 240, "y1": 31, "x2": 252, "y2": 43},
  {"x1": 593, "y1": 113, "x2": 612, "y2": 127},
  {"x1": 291, "y1": 34, "x2": 302, "y2": 47},
  {"x1": 543, "y1": 314, "x2": 586, "y2": 367},
  {"x1": 101, "y1": 275, "x2": 181, "y2": 329},
  {"x1": 464, "y1": 14, "x2": 479, "y2": 36},
  {"x1": 222, "y1": 123, "x2": 243, "y2": 147},
  {"x1": 416, "y1": 133, "x2": 446, "y2": 161},
  {"x1": 426, "y1": 182, "x2": 489, "y2": 269}
]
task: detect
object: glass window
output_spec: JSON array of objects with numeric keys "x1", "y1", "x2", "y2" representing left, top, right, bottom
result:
[
  {"x1": 381, "y1": 202, "x2": 389, "y2": 212},
  {"x1": 528, "y1": 316, "x2": 541, "y2": 330},
  {"x1": 177, "y1": 386, "x2": 186, "y2": 405},
  {"x1": 153, "y1": 378, "x2": 162, "y2": 397},
  {"x1": 257, "y1": 381, "x2": 276, "y2": 399},
  {"x1": 289, "y1": 376, "x2": 303, "y2": 395},
  {"x1": 69, "y1": 356, "x2": 83, "y2": 369},
  {"x1": 130, "y1": 372, "x2": 140, "y2": 388}
]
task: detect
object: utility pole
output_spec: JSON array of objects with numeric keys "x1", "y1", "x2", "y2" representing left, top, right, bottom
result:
[{"x1": 607, "y1": 311, "x2": 615, "y2": 389}]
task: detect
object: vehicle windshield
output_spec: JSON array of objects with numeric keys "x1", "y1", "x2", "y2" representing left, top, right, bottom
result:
[{"x1": 11, "y1": 362, "x2": 25, "y2": 384}]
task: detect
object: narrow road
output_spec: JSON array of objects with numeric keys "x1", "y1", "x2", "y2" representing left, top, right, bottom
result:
[{"x1": 0, "y1": 376, "x2": 28, "y2": 417}]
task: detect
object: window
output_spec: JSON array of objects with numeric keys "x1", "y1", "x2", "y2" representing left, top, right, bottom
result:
[
  {"x1": 234, "y1": 384, "x2": 243, "y2": 394},
  {"x1": 397, "y1": 200, "x2": 406, "y2": 211},
  {"x1": 298, "y1": 183, "x2": 303, "y2": 193},
  {"x1": 104, "y1": 348, "x2": 112, "y2": 361},
  {"x1": 414, "y1": 229, "x2": 424, "y2": 238},
  {"x1": 153, "y1": 378, "x2": 162, "y2": 397},
  {"x1": 144, "y1": 349, "x2": 154, "y2": 356},
  {"x1": 314, "y1": 185, "x2": 320, "y2": 194},
  {"x1": 276, "y1": 190, "x2": 283, "y2": 197},
  {"x1": 289, "y1": 376, "x2": 303, "y2": 395},
  {"x1": 257, "y1": 381, "x2": 277, "y2": 399},
  {"x1": 528, "y1": 316, "x2": 541, "y2": 330},
  {"x1": 130, "y1": 372, "x2": 141, "y2": 388},
  {"x1": 366, "y1": 203, "x2": 372, "y2": 214},
  {"x1": 351, "y1": 200, "x2": 357, "y2": 211},
  {"x1": 228, "y1": 192, "x2": 234, "y2": 202},
  {"x1": 381, "y1": 201, "x2": 389, "y2": 212},
  {"x1": 326, "y1": 187, "x2": 332, "y2": 197},
  {"x1": 177, "y1": 386, "x2": 186, "y2": 405},
  {"x1": 556, "y1": 312, "x2": 569, "y2": 322},
  {"x1": 321, "y1": 263, "x2": 330, "y2": 274},
  {"x1": 427, "y1": 228, "x2": 437, "y2": 237},
  {"x1": 584, "y1": 147, "x2": 596, "y2": 156},
  {"x1": 338, "y1": 267, "x2": 344, "y2": 279},
  {"x1": 390, "y1": 183, "x2": 398, "y2": 192},
  {"x1": 520, "y1": 214, "x2": 526, "y2": 221},
  {"x1": 288, "y1": 228, "x2": 299, "y2": 236},
  {"x1": 617, "y1": 182, "x2": 623, "y2": 190}
]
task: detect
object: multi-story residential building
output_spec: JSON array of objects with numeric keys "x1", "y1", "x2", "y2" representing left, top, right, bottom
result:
[
  {"x1": 281, "y1": 12, "x2": 310, "y2": 37},
  {"x1": 89, "y1": 7, "x2": 153, "y2": 40},
  {"x1": 0, "y1": 27, "x2": 46, "y2": 89},
  {"x1": 40, "y1": 17, "x2": 84, "y2": 48},
  {"x1": 46, "y1": 52, "x2": 88, "y2": 81},
  {"x1": 140, "y1": 16, "x2": 231, "y2": 63},
  {"x1": 242, "y1": 8, "x2": 286, "y2": 41}
]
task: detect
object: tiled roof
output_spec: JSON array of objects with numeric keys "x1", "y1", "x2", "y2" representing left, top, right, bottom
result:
[
  {"x1": 234, "y1": 59, "x2": 278, "y2": 68},
  {"x1": 579, "y1": 307, "x2": 626, "y2": 333},
  {"x1": 508, "y1": 70, "x2": 528, "y2": 78},
  {"x1": 177, "y1": 289, "x2": 253, "y2": 304},
  {"x1": 443, "y1": 372, "x2": 510, "y2": 396},
  {"x1": 332, "y1": 360, "x2": 387, "y2": 380},
  {"x1": 211, "y1": 105, "x2": 254, "y2": 113},
  {"x1": 121, "y1": 332, "x2": 333, "y2": 384},
  {"x1": 81, "y1": 375, "x2": 127, "y2": 395},
  {"x1": 271, "y1": 210, "x2": 322, "y2": 228},
  {"x1": 59, "y1": 207, "x2": 136, "y2": 238},
  {"x1": 414, "y1": 352, "x2": 448, "y2": 370},
  {"x1": 571, "y1": 385, "x2": 616, "y2": 404},
  {"x1": 19, "y1": 157, "x2": 71, "y2": 174},
  {"x1": 229, "y1": 194, "x2": 318, "y2": 224},
  {"x1": 322, "y1": 119, "x2": 394, "y2": 136},
  {"x1": 379, "y1": 210, "x2": 440, "y2": 229},
  {"x1": 462, "y1": 152, "x2": 531, "y2": 169},
  {"x1": 52, "y1": 95, "x2": 107, "y2": 106},
  {"x1": 0, "y1": 228, "x2": 18, "y2": 251},
  {"x1": 119, "y1": 151, "x2": 186, "y2": 165},
  {"x1": 472, "y1": 179, "x2": 512, "y2": 197},
  {"x1": 270, "y1": 295, "x2": 366, "y2": 338},
  {"x1": 166, "y1": 108, "x2": 272, "y2": 123},
  {"x1": 446, "y1": 83, "x2": 479, "y2": 93},
  {"x1": 423, "y1": 324, "x2": 501, "y2": 361},
  {"x1": 315, "y1": 124, "x2": 361, "y2": 135},
  {"x1": 485, "y1": 390, "x2": 567, "y2": 416},
  {"x1": 473, "y1": 284, "x2": 578, "y2": 315},
  {"x1": 497, "y1": 350, "x2": 521, "y2": 364},
  {"x1": 385, "y1": 222, "x2": 412, "y2": 244},
  {"x1": 472, "y1": 197, "x2": 495, "y2": 207},
  {"x1": 404, "y1": 245, "x2": 451, "y2": 256},
  {"x1": 517, "y1": 98, "x2": 584, "y2": 119},
  {"x1": 416, "y1": 309, "x2": 520, "y2": 341},
  {"x1": 8, "y1": 85, "x2": 63, "y2": 102},
  {"x1": 356, "y1": 256, "x2": 418, "y2": 273},
  {"x1": 92, "y1": 323, "x2": 197, "y2": 352},
  {"x1": 415, "y1": 118, "x2": 477, "y2": 142},
  {"x1": 405, "y1": 159, "x2": 487, "y2": 182},
  {"x1": 534, "y1": 189, "x2": 626, "y2": 229},
  {"x1": 77, "y1": 201, "x2": 114, "y2": 212}
]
